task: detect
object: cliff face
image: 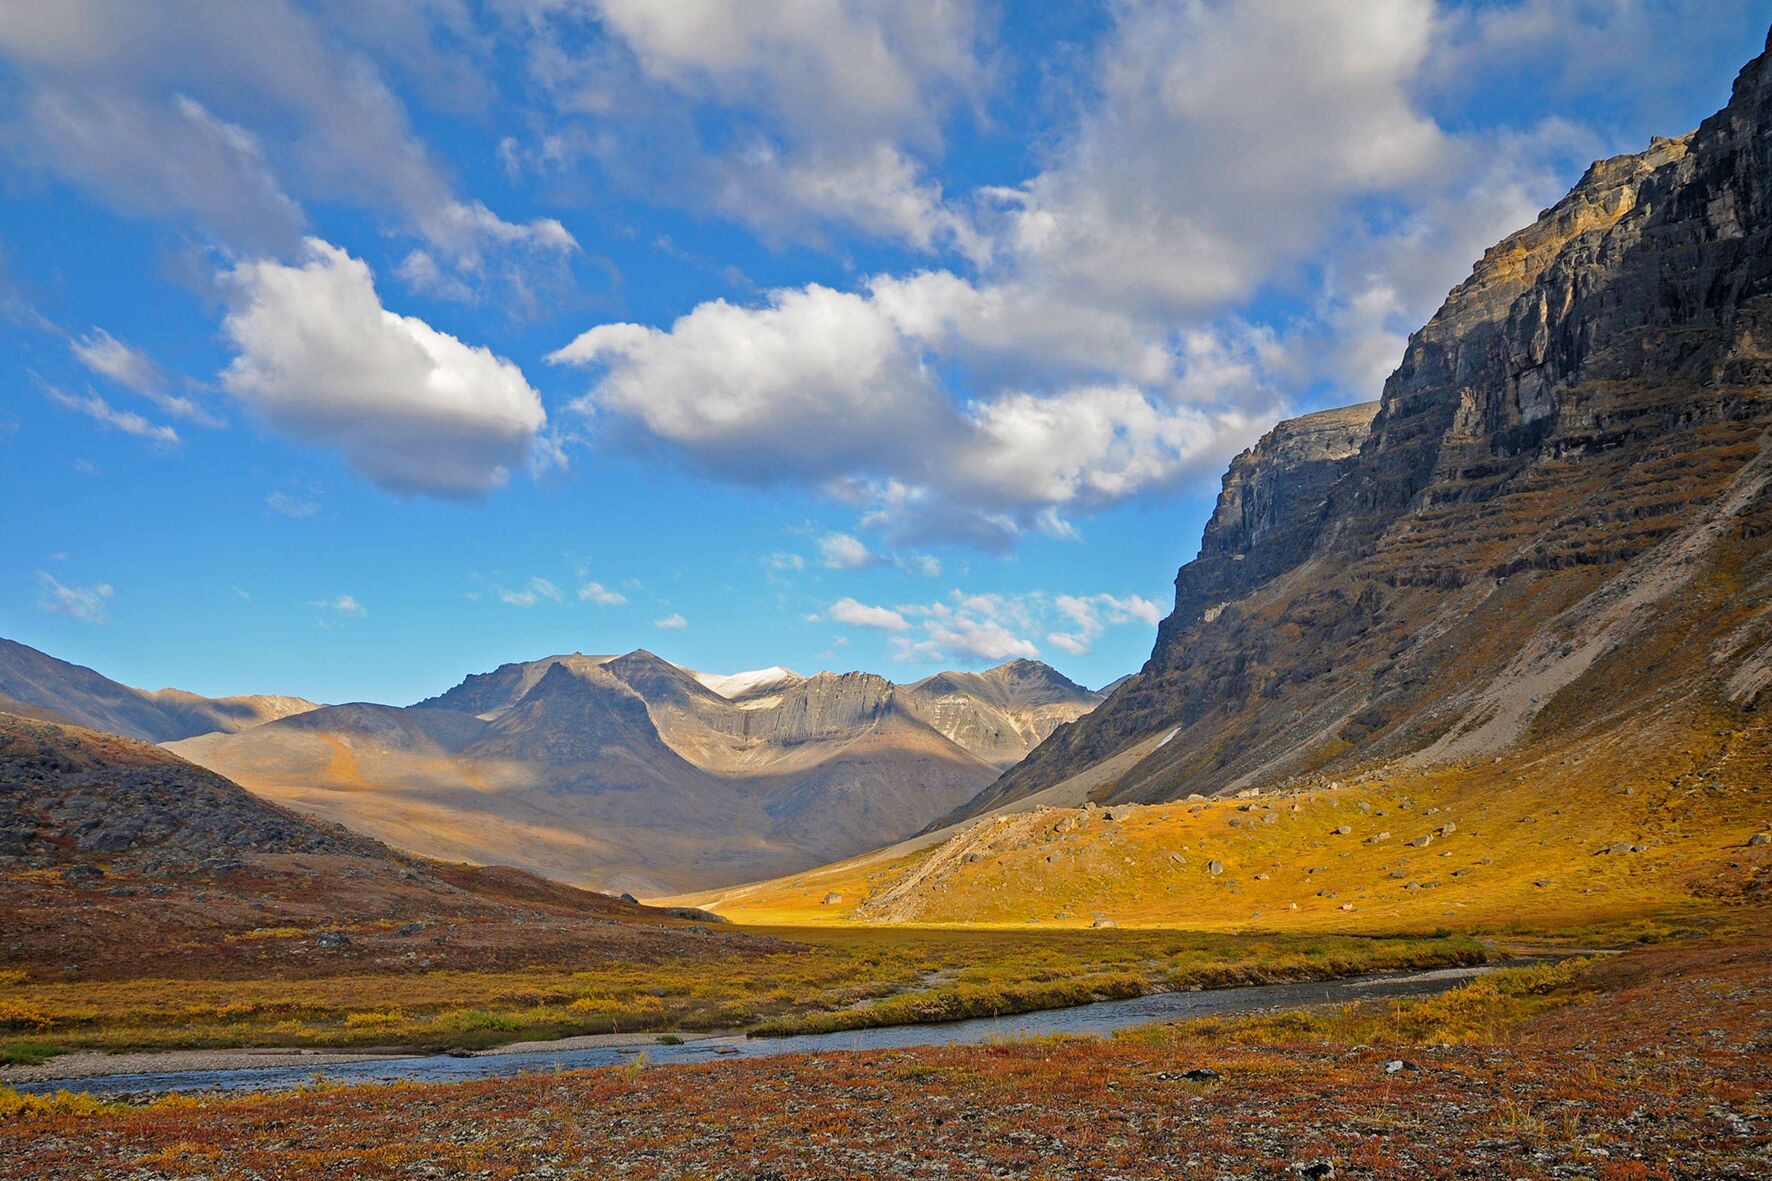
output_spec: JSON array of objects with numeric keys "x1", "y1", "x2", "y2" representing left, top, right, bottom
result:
[{"x1": 949, "y1": 32, "x2": 1772, "y2": 821}]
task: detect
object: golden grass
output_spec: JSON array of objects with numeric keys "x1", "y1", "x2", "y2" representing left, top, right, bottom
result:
[
  {"x1": 0, "y1": 928, "x2": 1486, "y2": 1056},
  {"x1": 1119, "y1": 956, "x2": 1594, "y2": 1049},
  {"x1": 693, "y1": 703, "x2": 1768, "y2": 937}
]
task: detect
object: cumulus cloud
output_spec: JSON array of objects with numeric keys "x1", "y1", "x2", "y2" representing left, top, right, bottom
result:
[
  {"x1": 36, "y1": 571, "x2": 113, "y2": 623},
  {"x1": 545, "y1": 0, "x2": 1667, "y2": 548},
  {"x1": 655, "y1": 612, "x2": 688, "y2": 629},
  {"x1": 855, "y1": 587, "x2": 1165, "y2": 667},
  {"x1": 509, "y1": 0, "x2": 987, "y2": 251},
  {"x1": 988, "y1": 0, "x2": 1446, "y2": 317},
  {"x1": 0, "y1": 3, "x2": 569, "y2": 286},
  {"x1": 220, "y1": 240, "x2": 547, "y2": 497},
  {"x1": 551, "y1": 274, "x2": 1268, "y2": 542},
  {"x1": 578, "y1": 581, "x2": 627, "y2": 606},
  {"x1": 817, "y1": 533, "x2": 874, "y2": 570},
  {"x1": 828, "y1": 597, "x2": 909, "y2": 631},
  {"x1": 1047, "y1": 592, "x2": 1163, "y2": 657}
]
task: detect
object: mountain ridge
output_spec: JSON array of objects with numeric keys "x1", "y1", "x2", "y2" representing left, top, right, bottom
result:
[
  {"x1": 163, "y1": 646, "x2": 1104, "y2": 893},
  {"x1": 0, "y1": 637, "x2": 319, "y2": 744}
]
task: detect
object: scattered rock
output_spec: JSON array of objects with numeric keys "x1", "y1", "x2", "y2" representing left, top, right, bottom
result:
[
  {"x1": 59, "y1": 863, "x2": 103, "y2": 882},
  {"x1": 1294, "y1": 1162, "x2": 1336, "y2": 1180},
  {"x1": 1091, "y1": 917, "x2": 1118, "y2": 929},
  {"x1": 1747, "y1": 833, "x2": 1770, "y2": 848},
  {"x1": 1206, "y1": 860, "x2": 1225, "y2": 875},
  {"x1": 314, "y1": 930, "x2": 352, "y2": 949},
  {"x1": 822, "y1": 892, "x2": 843, "y2": 905},
  {"x1": 393, "y1": 922, "x2": 425, "y2": 937},
  {"x1": 1333, "y1": 825, "x2": 1353, "y2": 835},
  {"x1": 1409, "y1": 835, "x2": 1433, "y2": 848}
]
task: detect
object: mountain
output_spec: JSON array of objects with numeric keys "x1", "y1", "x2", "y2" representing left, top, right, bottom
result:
[
  {"x1": 940, "y1": 32, "x2": 1772, "y2": 825},
  {"x1": 0, "y1": 637, "x2": 317, "y2": 743},
  {"x1": 168, "y1": 650, "x2": 1102, "y2": 894},
  {"x1": 0, "y1": 710, "x2": 745, "y2": 981}
]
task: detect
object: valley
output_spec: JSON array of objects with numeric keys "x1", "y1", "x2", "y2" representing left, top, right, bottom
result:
[{"x1": 5, "y1": 11, "x2": 1772, "y2": 1180}]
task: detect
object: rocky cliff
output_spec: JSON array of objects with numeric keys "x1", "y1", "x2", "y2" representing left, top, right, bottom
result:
[{"x1": 948, "y1": 31, "x2": 1772, "y2": 819}]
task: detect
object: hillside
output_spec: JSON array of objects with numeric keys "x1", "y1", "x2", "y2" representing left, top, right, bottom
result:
[
  {"x1": 940, "y1": 34, "x2": 1772, "y2": 826},
  {"x1": 0, "y1": 712, "x2": 746, "y2": 982},
  {"x1": 0, "y1": 637, "x2": 316, "y2": 743},
  {"x1": 169, "y1": 651, "x2": 1102, "y2": 894}
]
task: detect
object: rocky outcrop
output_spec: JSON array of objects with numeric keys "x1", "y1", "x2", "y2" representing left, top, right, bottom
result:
[
  {"x1": 0, "y1": 712, "x2": 381, "y2": 871},
  {"x1": 945, "y1": 31, "x2": 1772, "y2": 820}
]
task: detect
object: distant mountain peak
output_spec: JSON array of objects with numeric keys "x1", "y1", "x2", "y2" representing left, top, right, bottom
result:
[{"x1": 693, "y1": 666, "x2": 803, "y2": 700}]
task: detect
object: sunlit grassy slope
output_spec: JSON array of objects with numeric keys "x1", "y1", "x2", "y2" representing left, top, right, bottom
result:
[{"x1": 681, "y1": 702, "x2": 1770, "y2": 935}]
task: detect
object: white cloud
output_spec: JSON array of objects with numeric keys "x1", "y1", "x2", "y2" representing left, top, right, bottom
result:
[
  {"x1": 498, "y1": 577, "x2": 565, "y2": 608},
  {"x1": 0, "y1": 4, "x2": 567, "y2": 280},
  {"x1": 553, "y1": 283, "x2": 956, "y2": 484},
  {"x1": 220, "y1": 240, "x2": 546, "y2": 497},
  {"x1": 828, "y1": 597, "x2": 909, "y2": 631},
  {"x1": 590, "y1": 0, "x2": 984, "y2": 145},
  {"x1": 308, "y1": 594, "x2": 366, "y2": 621},
  {"x1": 764, "y1": 551, "x2": 806, "y2": 571},
  {"x1": 509, "y1": 0, "x2": 987, "y2": 251},
  {"x1": 266, "y1": 491, "x2": 320, "y2": 520},
  {"x1": 70, "y1": 328, "x2": 223, "y2": 426},
  {"x1": 877, "y1": 587, "x2": 1163, "y2": 666},
  {"x1": 12, "y1": 88, "x2": 306, "y2": 253},
  {"x1": 69, "y1": 328, "x2": 159, "y2": 395},
  {"x1": 43, "y1": 383, "x2": 179, "y2": 447},
  {"x1": 36, "y1": 571, "x2": 113, "y2": 623},
  {"x1": 899, "y1": 615, "x2": 1039, "y2": 665},
  {"x1": 552, "y1": 274, "x2": 1268, "y2": 543},
  {"x1": 1046, "y1": 592, "x2": 1164, "y2": 657},
  {"x1": 578, "y1": 581, "x2": 627, "y2": 606},
  {"x1": 818, "y1": 533, "x2": 874, "y2": 570},
  {"x1": 990, "y1": 0, "x2": 1446, "y2": 318},
  {"x1": 545, "y1": 0, "x2": 1679, "y2": 550},
  {"x1": 655, "y1": 612, "x2": 688, "y2": 629}
]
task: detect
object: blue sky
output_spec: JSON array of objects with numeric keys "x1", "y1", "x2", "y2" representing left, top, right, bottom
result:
[{"x1": 1, "y1": 1, "x2": 1766, "y2": 706}]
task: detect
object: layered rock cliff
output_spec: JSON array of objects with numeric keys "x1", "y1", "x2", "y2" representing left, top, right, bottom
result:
[{"x1": 948, "y1": 31, "x2": 1772, "y2": 820}]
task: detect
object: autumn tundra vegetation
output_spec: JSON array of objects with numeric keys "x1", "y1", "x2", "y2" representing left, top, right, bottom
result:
[{"x1": 6, "y1": 12, "x2": 1772, "y2": 1181}]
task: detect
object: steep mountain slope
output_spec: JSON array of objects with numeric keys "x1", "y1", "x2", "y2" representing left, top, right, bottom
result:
[
  {"x1": 0, "y1": 637, "x2": 317, "y2": 743},
  {"x1": 170, "y1": 651, "x2": 1101, "y2": 894},
  {"x1": 946, "y1": 34, "x2": 1772, "y2": 824}
]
